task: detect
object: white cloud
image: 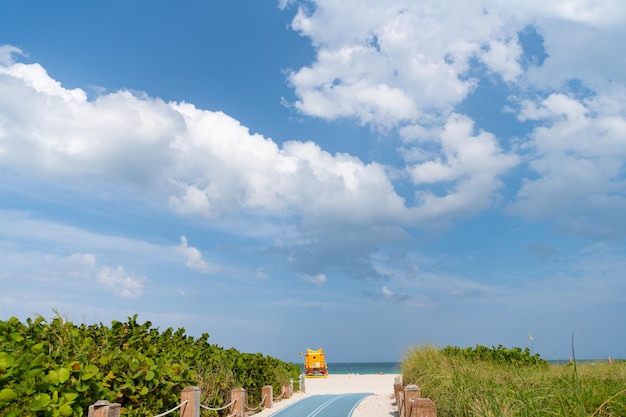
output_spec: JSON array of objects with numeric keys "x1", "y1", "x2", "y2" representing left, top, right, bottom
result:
[
  {"x1": 96, "y1": 266, "x2": 145, "y2": 299},
  {"x1": 299, "y1": 273, "x2": 327, "y2": 286},
  {"x1": 282, "y1": 0, "x2": 626, "y2": 238},
  {"x1": 0, "y1": 57, "x2": 414, "y2": 229},
  {"x1": 166, "y1": 101, "x2": 414, "y2": 224},
  {"x1": 288, "y1": 1, "x2": 489, "y2": 126},
  {"x1": 408, "y1": 113, "x2": 519, "y2": 220},
  {"x1": 175, "y1": 235, "x2": 216, "y2": 274},
  {"x1": 0, "y1": 62, "x2": 87, "y2": 101},
  {"x1": 277, "y1": 0, "x2": 295, "y2": 10},
  {"x1": 0, "y1": 44, "x2": 24, "y2": 66},
  {"x1": 287, "y1": 0, "x2": 626, "y2": 128},
  {"x1": 510, "y1": 90, "x2": 626, "y2": 236},
  {"x1": 1, "y1": 0, "x2": 624, "y2": 275},
  {"x1": 480, "y1": 37, "x2": 523, "y2": 81},
  {"x1": 506, "y1": 0, "x2": 626, "y2": 26}
]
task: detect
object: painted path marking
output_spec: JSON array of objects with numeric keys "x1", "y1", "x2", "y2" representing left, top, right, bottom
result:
[{"x1": 267, "y1": 393, "x2": 371, "y2": 417}]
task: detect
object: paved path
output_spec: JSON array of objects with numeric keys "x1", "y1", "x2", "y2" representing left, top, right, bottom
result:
[{"x1": 267, "y1": 394, "x2": 371, "y2": 417}]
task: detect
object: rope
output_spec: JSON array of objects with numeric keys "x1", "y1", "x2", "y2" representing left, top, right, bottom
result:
[
  {"x1": 274, "y1": 388, "x2": 286, "y2": 400},
  {"x1": 151, "y1": 400, "x2": 188, "y2": 417},
  {"x1": 200, "y1": 398, "x2": 237, "y2": 411},
  {"x1": 244, "y1": 394, "x2": 267, "y2": 411}
]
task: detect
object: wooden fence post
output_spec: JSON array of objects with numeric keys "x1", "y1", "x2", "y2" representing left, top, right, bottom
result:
[
  {"x1": 282, "y1": 383, "x2": 291, "y2": 399},
  {"x1": 230, "y1": 387, "x2": 245, "y2": 417},
  {"x1": 88, "y1": 400, "x2": 121, "y2": 417},
  {"x1": 402, "y1": 384, "x2": 420, "y2": 417},
  {"x1": 262, "y1": 385, "x2": 273, "y2": 409},
  {"x1": 408, "y1": 398, "x2": 437, "y2": 417},
  {"x1": 181, "y1": 386, "x2": 200, "y2": 417},
  {"x1": 394, "y1": 380, "x2": 403, "y2": 405},
  {"x1": 397, "y1": 387, "x2": 405, "y2": 417}
]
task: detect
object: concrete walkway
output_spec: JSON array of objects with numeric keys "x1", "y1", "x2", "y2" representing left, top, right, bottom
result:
[{"x1": 265, "y1": 394, "x2": 371, "y2": 417}]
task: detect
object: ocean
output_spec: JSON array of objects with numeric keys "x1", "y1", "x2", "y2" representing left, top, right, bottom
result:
[
  {"x1": 300, "y1": 360, "x2": 614, "y2": 376},
  {"x1": 318, "y1": 362, "x2": 400, "y2": 375}
]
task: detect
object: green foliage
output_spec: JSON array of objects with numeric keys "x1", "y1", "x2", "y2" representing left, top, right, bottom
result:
[
  {"x1": 440, "y1": 344, "x2": 548, "y2": 367},
  {"x1": 402, "y1": 344, "x2": 626, "y2": 417},
  {"x1": 0, "y1": 314, "x2": 300, "y2": 417}
]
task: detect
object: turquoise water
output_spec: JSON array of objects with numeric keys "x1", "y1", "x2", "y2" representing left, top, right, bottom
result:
[
  {"x1": 301, "y1": 360, "x2": 617, "y2": 376},
  {"x1": 320, "y1": 362, "x2": 400, "y2": 375}
]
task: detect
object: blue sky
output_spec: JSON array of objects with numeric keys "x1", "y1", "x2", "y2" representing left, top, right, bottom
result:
[{"x1": 1, "y1": 0, "x2": 625, "y2": 363}]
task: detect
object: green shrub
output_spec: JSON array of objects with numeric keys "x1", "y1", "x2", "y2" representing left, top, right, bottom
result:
[{"x1": 0, "y1": 314, "x2": 300, "y2": 417}]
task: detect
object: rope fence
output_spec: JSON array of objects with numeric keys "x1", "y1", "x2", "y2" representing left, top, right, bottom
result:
[
  {"x1": 152, "y1": 400, "x2": 188, "y2": 417},
  {"x1": 274, "y1": 388, "x2": 286, "y2": 400},
  {"x1": 244, "y1": 394, "x2": 267, "y2": 411},
  {"x1": 200, "y1": 398, "x2": 237, "y2": 411},
  {"x1": 87, "y1": 380, "x2": 296, "y2": 417},
  {"x1": 88, "y1": 375, "x2": 439, "y2": 417}
]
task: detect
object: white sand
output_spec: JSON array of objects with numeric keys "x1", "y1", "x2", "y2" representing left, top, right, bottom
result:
[{"x1": 252, "y1": 374, "x2": 400, "y2": 417}]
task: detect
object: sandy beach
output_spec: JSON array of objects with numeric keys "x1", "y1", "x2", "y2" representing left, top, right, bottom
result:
[{"x1": 253, "y1": 374, "x2": 400, "y2": 417}]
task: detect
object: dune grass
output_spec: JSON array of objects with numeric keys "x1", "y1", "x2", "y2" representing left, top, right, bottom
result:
[{"x1": 401, "y1": 345, "x2": 626, "y2": 417}]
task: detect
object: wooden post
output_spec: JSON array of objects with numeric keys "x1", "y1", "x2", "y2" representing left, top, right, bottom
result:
[
  {"x1": 282, "y1": 383, "x2": 291, "y2": 399},
  {"x1": 394, "y1": 381, "x2": 403, "y2": 405},
  {"x1": 408, "y1": 398, "x2": 437, "y2": 417},
  {"x1": 181, "y1": 386, "x2": 200, "y2": 417},
  {"x1": 402, "y1": 384, "x2": 420, "y2": 417},
  {"x1": 262, "y1": 385, "x2": 273, "y2": 409},
  {"x1": 88, "y1": 400, "x2": 121, "y2": 417},
  {"x1": 230, "y1": 387, "x2": 245, "y2": 417}
]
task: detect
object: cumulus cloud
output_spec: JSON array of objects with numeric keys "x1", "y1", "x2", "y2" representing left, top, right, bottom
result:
[
  {"x1": 287, "y1": 1, "x2": 484, "y2": 126},
  {"x1": 96, "y1": 266, "x2": 145, "y2": 299},
  {"x1": 281, "y1": 0, "x2": 626, "y2": 238},
  {"x1": 480, "y1": 37, "x2": 523, "y2": 81},
  {"x1": 0, "y1": 55, "x2": 412, "y2": 229},
  {"x1": 0, "y1": 56, "x2": 423, "y2": 283},
  {"x1": 408, "y1": 113, "x2": 519, "y2": 221},
  {"x1": 1, "y1": 0, "x2": 625, "y2": 282},
  {"x1": 0, "y1": 62, "x2": 87, "y2": 101},
  {"x1": 510, "y1": 90, "x2": 626, "y2": 237},
  {"x1": 286, "y1": 0, "x2": 626, "y2": 127},
  {"x1": 175, "y1": 235, "x2": 216, "y2": 274}
]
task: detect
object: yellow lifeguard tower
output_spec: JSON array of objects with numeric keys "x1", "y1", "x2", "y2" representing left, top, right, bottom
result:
[{"x1": 304, "y1": 348, "x2": 328, "y2": 378}]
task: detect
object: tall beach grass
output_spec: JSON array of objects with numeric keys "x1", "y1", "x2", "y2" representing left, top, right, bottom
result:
[{"x1": 401, "y1": 345, "x2": 626, "y2": 417}]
